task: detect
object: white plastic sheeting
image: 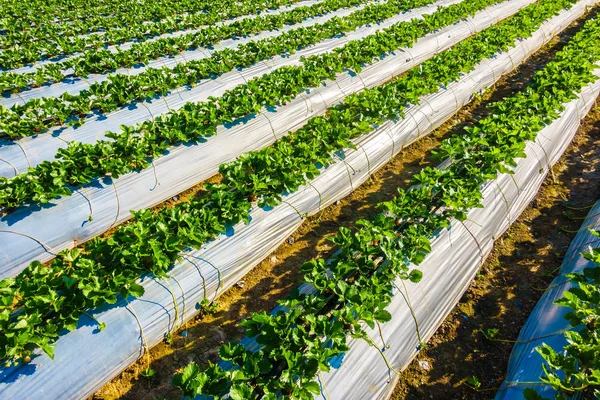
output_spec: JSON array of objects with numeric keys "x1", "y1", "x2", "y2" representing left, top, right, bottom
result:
[
  {"x1": 313, "y1": 60, "x2": 600, "y2": 400},
  {"x1": 6, "y1": 0, "x2": 325, "y2": 76},
  {"x1": 0, "y1": 3, "x2": 593, "y2": 397},
  {"x1": 0, "y1": 0, "x2": 367, "y2": 108},
  {"x1": 495, "y1": 202, "x2": 600, "y2": 399},
  {"x1": 0, "y1": 0, "x2": 541, "y2": 279},
  {"x1": 0, "y1": 0, "x2": 461, "y2": 176}
]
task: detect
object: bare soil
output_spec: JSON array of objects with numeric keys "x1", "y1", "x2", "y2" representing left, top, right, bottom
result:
[
  {"x1": 391, "y1": 12, "x2": 600, "y2": 399},
  {"x1": 93, "y1": 10, "x2": 600, "y2": 400},
  {"x1": 392, "y1": 101, "x2": 600, "y2": 400}
]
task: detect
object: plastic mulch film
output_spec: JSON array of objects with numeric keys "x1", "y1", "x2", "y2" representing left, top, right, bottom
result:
[
  {"x1": 309, "y1": 68, "x2": 600, "y2": 400},
  {"x1": 6, "y1": 0, "x2": 326, "y2": 76},
  {"x1": 0, "y1": 0, "x2": 541, "y2": 280},
  {"x1": 0, "y1": 3, "x2": 594, "y2": 397},
  {"x1": 495, "y1": 202, "x2": 600, "y2": 399},
  {"x1": 238, "y1": 29, "x2": 600, "y2": 400},
  {"x1": 0, "y1": 0, "x2": 460, "y2": 177},
  {"x1": 0, "y1": 0, "x2": 366, "y2": 109}
]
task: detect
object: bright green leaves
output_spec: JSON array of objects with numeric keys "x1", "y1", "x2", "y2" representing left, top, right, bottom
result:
[
  {"x1": 230, "y1": 383, "x2": 255, "y2": 400},
  {"x1": 12, "y1": 319, "x2": 28, "y2": 330},
  {"x1": 0, "y1": 0, "x2": 304, "y2": 69},
  {"x1": 374, "y1": 310, "x2": 392, "y2": 323},
  {"x1": 0, "y1": 0, "x2": 442, "y2": 139},
  {"x1": 174, "y1": 10, "x2": 600, "y2": 400},
  {"x1": 0, "y1": 0, "x2": 353, "y2": 87},
  {"x1": 172, "y1": 363, "x2": 208, "y2": 397},
  {"x1": 0, "y1": 169, "x2": 254, "y2": 365},
  {"x1": 0, "y1": 0, "x2": 574, "y2": 211},
  {"x1": 1, "y1": 0, "x2": 511, "y2": 212},
  {"x1": 122, "y1": 283, "x2": 145, "y2": 299},
  {"x1": 0, "y1": 245, "x2": 146, "y2": 364},
  {"x1": 2, "y1": 0, "x2": 599, "y2": 383},
  {"x1": 526, "y1": 230, "x2": 600, "y2": 399},
  {"x1": 173, "y1": 346, "x2": 275, "y2": 398},
  {"x1": 408, "y1": 269, "x2": 423, "y2": 283},
  {"x1": 303, "y1": 381, "x2": 321, "y2": 395}
]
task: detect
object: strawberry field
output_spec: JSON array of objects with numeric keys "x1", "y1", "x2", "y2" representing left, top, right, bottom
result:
[{"x1": 0, "y1": 0, "x2": 599, "y2": 398}]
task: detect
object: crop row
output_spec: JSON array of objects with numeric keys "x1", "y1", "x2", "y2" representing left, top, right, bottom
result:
[
  {"x1": 0, "y1": 0, "x2": 371, "y2": 93},
  {"x1": 170, "y1": 14, "x2": 600, "y2": 399},
  {"x1": 0, "y1": 0, "x2": 445, "y2": 138},
  {"x1": 0, "y1": 0, "x2": 139, "y2": 26},
  {"x1": 0, "y1": 0, "x2": 503, "y2": 210},
  {"x1": 524, "y1": 234, "x2": 600, "y2": 399},
  {"x1": 0, "y1": 0, "x2": 257, "y2": 41},
  {"x1": 0, "y1": 0, "x2": 583, "y2": 369},
  {"x1": 0, "y1": 0, "x2": 303, "y2": 68},
  {"x1": 0, "y1": 0, "x2": 224, "y2": 26}
]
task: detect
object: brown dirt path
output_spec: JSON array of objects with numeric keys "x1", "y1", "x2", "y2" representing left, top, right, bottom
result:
[{"x1": 93, "y1": 9, "x2": 599, "y2": 400}]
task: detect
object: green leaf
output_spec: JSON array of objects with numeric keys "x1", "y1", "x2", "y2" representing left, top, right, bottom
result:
[
  {"x1": 467, "y1": 376, "x2": 481, "y2": 389},
  {"x1": 62, "y1": 276, "x2": 77, "y2": 289},
  {"x1": 127, "y1": 283, "x2": 145, "y2": 298},
  {"x1": 230, "y1": 383, "x2": 254, "y2": 400},
  {"x1": 374, "y1": 310, "x2": 392, "y2": 323},
  {"x1": 13, "y1": 319, "x2": 28, "y2": 330},
  {"x1": 408, "y1": 269, "x2": 423, "y2": 283},
  {"x1": 304, "y1": 381, "x2": 321, "y2": 395},
  {"x1": 40, "y1": 343, "x2": 55, "y2": 360}
]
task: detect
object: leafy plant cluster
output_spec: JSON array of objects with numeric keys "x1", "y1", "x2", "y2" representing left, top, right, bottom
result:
[
  {"x1": 0, "y1": 0, "x2": 448, "y2": 139},
  {"x1": 0, "y1": 0, "x2": 257, "y2": 47},
  {"x1": 0, "y1": 0, "x2": 223, "y2": 34},
  {"x1": 0, "y1": 0, "x2": 585, "y2": 372},
  {"x1": 0, "y1": 0, "x2": 503, "y2": 209},
  {"x1": 0, "y1": 0, "x2": 133, "y2": 21},
  {"x1": 0, "y1": 0, "x2": 366, "y2": 94},
  {"x1": 0, "y1": 0, "x2": 304, "y2": 68},
  {"x1": 0, "y1": 0, "x2": 123, "y2": 26},
  {"x1": 524, "y1": 230, "x2": 600, "y2": 400},
  {"x1": 171, "y1": 13, "x2": 600, "y2": 399},
  {"x1": 0, "y1": 0, "x2": 243, "y2": 37}
]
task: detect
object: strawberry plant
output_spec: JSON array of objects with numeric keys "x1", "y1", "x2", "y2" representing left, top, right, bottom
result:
[
  {"x1": 0, "y1": 0, "x2": 241, "y2": 42},
  {"x1": 0, "y1": 0, "x2": 365, "y2": 93},
  {"x1": 0, "y1": 0, "x2": 304, "y2": 68},
  {"x1": 0, "y1": 0, "x2": 496, "y2": 139},
  {"x1": 171, "y1": 14, "x2": 600, "y2": 398},
  {"x1": 0, "y1": 0, "x2": 588, "y2": 368},
  {"x1": 0, "y1": 0, "x2": 505, "y2": 209},
  {"x1": 524, "y1": 230, "x2": 600, "y2": 400}
]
